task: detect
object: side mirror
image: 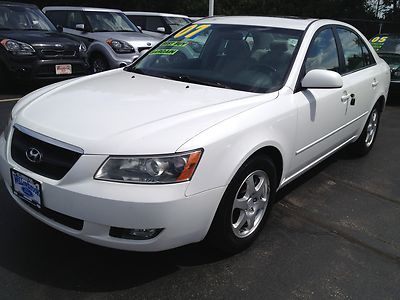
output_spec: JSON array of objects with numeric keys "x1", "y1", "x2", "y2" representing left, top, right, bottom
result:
[
  {"x1": 301, "y1": 69, "x2": 343, "y2": 89},
  {"x1": 137, "y1": 25, "x2": 142, "y2": 31},
  {"x1": 156, "y1": 26, "x2": 166, "y2": 33},
  {"x1": 56, "y1": 24, "x2": 63, "y2": 33},
  {"x1": 75, "y1": 23, "x2": 85, "y2": 31}
]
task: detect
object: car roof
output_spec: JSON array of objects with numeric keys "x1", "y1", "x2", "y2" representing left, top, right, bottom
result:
[
  {"x1": 0, "y1": 1, "x2": 38, "y2": 8},
  {"x1": 198, "y1": 16, "x2": 317, "y2": 30},
  {"x1": 124, "y1": 11, "x2": 189, "y2": 18},
  {"x1": 43, "y1": 6, "x2": 122, "y2": 13}
]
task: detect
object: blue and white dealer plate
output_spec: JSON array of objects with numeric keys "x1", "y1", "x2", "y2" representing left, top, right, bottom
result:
[{"x1": 11, "y1": 169, "x2": 42, "y2": 209}]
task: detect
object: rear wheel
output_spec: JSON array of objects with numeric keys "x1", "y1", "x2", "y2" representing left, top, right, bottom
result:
[
  {"x1": 350, "y1": 103, "x2": 381, "y2": 156},
  {"x1": 90, "y1": 54, "x2": 109, "y2": 73},
  {"x1": 207, "y1": 155, "x2": 277, "y2": 254}
]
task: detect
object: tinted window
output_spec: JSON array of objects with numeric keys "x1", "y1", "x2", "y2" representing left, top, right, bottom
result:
[
  {"x1": 0, "y1": 6, "x2": 55, "y2": 31},
  {"x1": 305, "y1": 28, "x2": 339, "y2": 73},
  {"x1": 145, "y1": 16, "x2": 165, "y2": 32},
  {"x1": 127, "y1": 15, "x2": 145, "y2": 28},
  {"x1": 361, "y1": 42, "x2": 375, "y2": 66},
  {"x1": 45, "y1": 10, "x2": 66, "y2": 27},
  {"x1": 337, "y1": 28, "x2": 366, "y2": 73},
  {"x1": 370, "y1": 35, "x2": 400, "y2": 54},
  {"x1": 164, "y1": 17, "x2": 191, "y2": 32},
  {"x1": 129, "y1": 24, "x2": 302, "y2": 93},
  {"x1": 65, "y1": 11, "x2": 85, "y2": 29}
]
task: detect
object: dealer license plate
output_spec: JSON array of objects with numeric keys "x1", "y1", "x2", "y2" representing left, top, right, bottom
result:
[
  {"x1": 11, "y1": 169, "x2": 42, "y2": 209},
  {"x1": 55, "y1": 64, "x2": 72, "y2": 75}
]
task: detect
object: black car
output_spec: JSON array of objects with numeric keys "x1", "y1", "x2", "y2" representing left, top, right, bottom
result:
[
  {"x1": 370, "y1": 33, "x2": 400, "y2": 91},
  {"x1": 0, "y1": 2, "x2": 90, "y2": 84}
]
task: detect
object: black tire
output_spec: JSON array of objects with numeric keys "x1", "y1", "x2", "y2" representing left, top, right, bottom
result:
[
  {"x1": 90, "y1": 54, "x2": 110, "y2": 73},
  {"x1": 349, "y1": 103, "x2": 381, "y2": 157},
  {"x1": 207, "y1": 155, "x2": 277, "y2": 254}
]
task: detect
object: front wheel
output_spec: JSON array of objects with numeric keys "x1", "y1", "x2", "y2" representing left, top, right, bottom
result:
[
  {"x1": 90, "y1": 54, "x2": 110, "y2": 73},
  {"x1": 207, "y1": 155, "x2": 277, "y2": 254},
  {"x1": 350, "y1": 104, "x2": 381, "y2": 157}
]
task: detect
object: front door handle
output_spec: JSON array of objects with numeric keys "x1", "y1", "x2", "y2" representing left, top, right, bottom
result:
[
  {"x1": 341, "y1": 94, "x2": 351, "y2": 102},
  {"x1": 372, "y1": 80, "x2": 379, "y2": 87}
]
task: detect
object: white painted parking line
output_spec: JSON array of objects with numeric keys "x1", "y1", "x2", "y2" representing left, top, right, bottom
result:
[{"x1": 0, "y1": 98, "x2": 20, "y2": 103}]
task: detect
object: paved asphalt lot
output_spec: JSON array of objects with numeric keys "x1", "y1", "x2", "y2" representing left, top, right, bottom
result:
[{"x1": 0, "y1": 85, "x2": 399, "y2": 299}]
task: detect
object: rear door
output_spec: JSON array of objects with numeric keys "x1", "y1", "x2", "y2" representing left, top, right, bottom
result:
[{"x1": 335, "y1": 27, "x2": 380, "y2": 137}]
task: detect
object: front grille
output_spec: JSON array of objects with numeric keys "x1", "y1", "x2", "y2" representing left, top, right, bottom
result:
[
  {"x1": 41, "y1": 49, "x2": 76, "y2": 58},
  {"x1": 11, "y1": 127, "x2": 82, "y2": 180},
  {"x1": 138, "y1": 47, "x2": 151, "y2": 53}
]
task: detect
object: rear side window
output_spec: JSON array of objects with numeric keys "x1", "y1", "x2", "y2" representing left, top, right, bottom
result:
[
  {"x1": 145, "y1": 16, "x2": 165, "y2": 32},
  {"x1": 337, "y1": 28, "x2": 368, "y2": 73},
  {"x1": 46, "y1": 10, "x2": 66, "y2": 27},
  {"x1": 305, "y1": 28, "x2": 340, "y2": 73}
]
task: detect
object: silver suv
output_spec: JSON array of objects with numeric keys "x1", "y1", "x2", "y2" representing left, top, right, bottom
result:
[{"x1": 43, "y1": 6, "x2": 160, "y2": 73}]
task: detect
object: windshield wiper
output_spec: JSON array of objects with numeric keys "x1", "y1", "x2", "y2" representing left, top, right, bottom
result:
[
  {"x1": 130, "y1": 68, "x2": 148, "y2": 75},
  {"x1": 172, "y1": 75, "x2": 231, "y2": 89}
]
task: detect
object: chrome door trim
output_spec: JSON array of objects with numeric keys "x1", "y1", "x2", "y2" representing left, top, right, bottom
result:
[
  {"x1": 295, "y1": 111, "x2": 369, "y2": 155},
  {"x1": 281, "y1": 135, "x2": 357, "y2": 187}
]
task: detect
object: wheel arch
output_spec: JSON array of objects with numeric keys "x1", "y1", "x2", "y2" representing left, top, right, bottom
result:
[
  {"x1": 246, "y1": 145, "x2": 284, "y2": 187},
  {"x1": 375, "y1": 95, "x2": 386, "y2": 112}
]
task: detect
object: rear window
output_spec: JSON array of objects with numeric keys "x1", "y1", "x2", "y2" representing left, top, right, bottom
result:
[{"x1": 370, "y1": 35, "x2": 400, "y2": 54}]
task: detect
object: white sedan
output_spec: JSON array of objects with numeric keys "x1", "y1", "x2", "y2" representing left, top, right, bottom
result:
[{"x1": 0, "y1": 16, "x2": 390, "y2": 253}]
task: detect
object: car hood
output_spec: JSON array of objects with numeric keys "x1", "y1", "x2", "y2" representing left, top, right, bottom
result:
[
  {"x1": 0, "y1": 30, "x2": 80, "y2": 47},
  {"x1": 89, "y1": 31, "x2": 161, "y2": 46},
  {"x1": 13, "y1": 69, "x2": 277, "y2": 155}
]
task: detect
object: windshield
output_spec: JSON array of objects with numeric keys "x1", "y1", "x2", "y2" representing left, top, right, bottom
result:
[
  {"x1": 165, "y1": 17, "x2": 191, "y2": 32},
  {"x1": 85, "y1": 11, "x2": 139, "y2": 32},
  {"x1": 128, "y1": 24, "x2": 302, "y2": 93},
  {"x1": 370, "y1": 35, "x2": 400, "y2": 54},
  {"x1": 0, "y1": 6, "x2": 55, "y2": 31}
]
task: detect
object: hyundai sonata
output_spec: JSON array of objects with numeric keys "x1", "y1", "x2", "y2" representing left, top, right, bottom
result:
[{"x1": 0, "y1": 16, "x2": 390, "y2": 252}]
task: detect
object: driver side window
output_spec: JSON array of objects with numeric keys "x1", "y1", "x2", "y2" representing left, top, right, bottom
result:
[{"x1": 305, "y1": 28, "x2": 340, "y2": 73}]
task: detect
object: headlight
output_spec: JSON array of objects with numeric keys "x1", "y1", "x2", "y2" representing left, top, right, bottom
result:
[
  {"x1": 79, "y1": 42, "x2": 87, "y2": 53},
  {"x1": 1, "y1": 39, "x2": 35, "y2": 56},
  {"x1": 2, "y1": 116, "x2": 13, "y2": 142},
  {"x1": 106, "y1": 39, "x2": 134, "y2": 54},
  {"x1": 95, "y1": 149, "x2": 203, "y2": 184}
]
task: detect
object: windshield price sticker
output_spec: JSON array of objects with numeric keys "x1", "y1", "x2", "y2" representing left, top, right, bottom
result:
[
  {"x1": 149, "y1": 49, "x2": 179, "y2": 56},
  {"x1": 161, "y1": 41, "x2": 189, "y2": 47},
  {"x1": 371, "y1": 36, "x2": 388, "y2": 51},
  {"x1": 174, "y1": 24, "x2": 211, "y2": 39}
]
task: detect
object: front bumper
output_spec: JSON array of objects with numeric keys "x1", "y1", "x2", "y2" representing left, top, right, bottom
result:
[
  {"x1": 0, "y1": 133, "x2": 224, "y2": 251},
  {"x1": 2, "y1": 55, "x2": 90, "y2": 81},
  {"x1": 105, "y1": 51, "x2": 139, "y2": 69}
]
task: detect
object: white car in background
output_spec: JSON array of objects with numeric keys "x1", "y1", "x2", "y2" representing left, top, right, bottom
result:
[
  {"x1": 43, "y1": 6, "x2": 160, "y2": 73},
  {"x1": 0, "y1": 16, "x2": 390, "y2": 253},
  {"x1": 124, "y1": 11, "x2": 191, "y2": 39}
]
